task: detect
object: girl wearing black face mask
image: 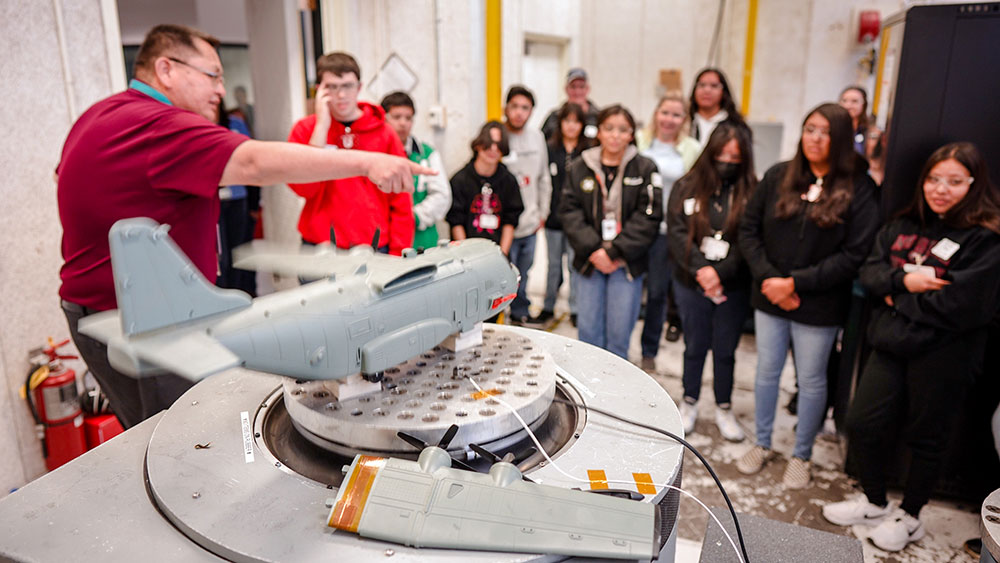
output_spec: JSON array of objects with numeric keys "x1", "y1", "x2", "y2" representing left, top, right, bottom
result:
[{"x1": 666, "y1": 122, "x2": 756, "y2": 441}]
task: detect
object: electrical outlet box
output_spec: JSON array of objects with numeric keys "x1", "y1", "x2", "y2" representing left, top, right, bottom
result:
[{"x1": 428, "y1": 105, "x2": 446, "y2": 129}]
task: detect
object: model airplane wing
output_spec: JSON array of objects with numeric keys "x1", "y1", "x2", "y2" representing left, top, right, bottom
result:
[
  {"x1": 232, "y1": 240, "x2": 373, "y2": 280},
  {"x1": 80, "y1": 311, "x2": 241, "y2": 380},
  {"x1": 328, "y1": 447, "x2": 660, "y2": 560}
]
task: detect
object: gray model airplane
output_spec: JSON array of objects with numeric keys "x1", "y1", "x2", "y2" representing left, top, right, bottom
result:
[
  {"x1": 80, "y1": 218, "x2": 519, "y2": 382},
  {"x1": 328, "y1": 437, "x2": 661, "y2": 560}
]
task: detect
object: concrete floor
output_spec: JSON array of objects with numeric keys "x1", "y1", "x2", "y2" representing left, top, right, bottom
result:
[{"x1": 516, "y1": 236, "x2": 982, "y2": 563}]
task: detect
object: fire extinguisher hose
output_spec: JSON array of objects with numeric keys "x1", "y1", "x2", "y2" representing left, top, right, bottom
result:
[{"x1": 22, "y1": 365, "x2": 48, "y2": 425}]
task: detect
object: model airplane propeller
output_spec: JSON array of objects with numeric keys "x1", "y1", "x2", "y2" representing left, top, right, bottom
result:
[{"x1": 395, "y1": 424, "x2": 478, "y2": 473}]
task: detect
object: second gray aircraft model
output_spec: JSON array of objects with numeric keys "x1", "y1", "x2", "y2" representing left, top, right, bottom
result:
[{"x1": 80, "y1": 218, "x2": 520, "y2": 382}]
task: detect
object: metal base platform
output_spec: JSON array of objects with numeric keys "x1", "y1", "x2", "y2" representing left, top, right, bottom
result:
[{"x1": 0, "y1": 327, "x2": 683, "y2": 562}]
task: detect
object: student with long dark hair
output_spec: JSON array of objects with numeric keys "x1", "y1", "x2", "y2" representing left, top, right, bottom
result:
[
  {"x1": 838, "y1": 86, "x2": 868, "y2": 156},
  {"x1": 667, "y1": 121, "x2": 756, "y2": 440},
  {"x1": 537, "y1": 102, "x2": 594, "y2": 325},
  {"x1": 688, "y1": 68, "x2": 744, "y2": 146},
  {"x1": 559, "y1": 105, "x2": 661, "y2": 359},
  {"x1": 823, "y1": 142, "x2": 1000, "y2": 552},
  {"x1": 735, "y1": 103, "x2": 879, "y2": 488}
]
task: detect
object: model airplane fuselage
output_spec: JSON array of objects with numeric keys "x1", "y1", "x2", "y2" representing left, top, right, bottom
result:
[{"x1": 80, "y1": 218, "x2": 519, "y2": 382}]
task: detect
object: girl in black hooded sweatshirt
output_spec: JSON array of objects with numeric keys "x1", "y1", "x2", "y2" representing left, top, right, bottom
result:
[
  {"x1": 735, "y1": 103, "x2": 880, "y2": 489},
  {"x1": 823, "y1": 142, "x2": 1000, "y2": 552}
]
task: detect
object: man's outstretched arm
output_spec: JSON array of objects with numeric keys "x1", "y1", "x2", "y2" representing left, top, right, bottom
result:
[{"x1": 220, "y1": 140, "x2": 434, "y2": 193}]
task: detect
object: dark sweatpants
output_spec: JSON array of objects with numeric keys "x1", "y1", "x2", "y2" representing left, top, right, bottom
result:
[
  {"x1": 62, "y1": 300, "x2": 193, "y2": 429},
  {"x1": 846, "y1": 336, "x2": 977, "y2": 515}
]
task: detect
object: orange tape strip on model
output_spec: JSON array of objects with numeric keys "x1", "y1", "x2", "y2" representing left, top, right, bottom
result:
[{"x1": 328, "y1": 456, "x2": 386, "y2": 532}]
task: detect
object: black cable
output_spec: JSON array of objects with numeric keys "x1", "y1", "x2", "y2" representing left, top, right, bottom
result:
[{"x1": 550, "y1": 397, "x2": 751, "y2": 563}]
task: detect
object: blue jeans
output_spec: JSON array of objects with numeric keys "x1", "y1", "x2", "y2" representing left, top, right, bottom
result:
[
  {"x1": 575, "y1": 267, "x2": 644, "y2": 359},
  {"x1": 641, "y1": 234, "x2": 673, "y2": 358},
  {"x1": 508, "y1": 234, "x2": 536, "y2": 318},
  {"x1": 673, "y1": 282, "x2": 750, "y2": 405},
  {"x1": 753, "y1": 310, "x2": 838, "y2": 460},
  {"x1": 543, "y1": 228, "x2": 576, "y2": 314}
]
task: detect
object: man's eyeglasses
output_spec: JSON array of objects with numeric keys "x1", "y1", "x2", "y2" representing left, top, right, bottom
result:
[
  {"x1": 168, "y1": 57, "x2": 224, "y2": 86},
  {"x1": 323, "y1": 82, "x2": 360, "y2": 94}
]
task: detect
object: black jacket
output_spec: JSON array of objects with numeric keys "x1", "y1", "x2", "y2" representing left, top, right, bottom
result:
[
  {"x1": 446, "y1": 160, "x2": 523, "y2": 245},
  {"x1": 558, "y1": 146, "x2": 662, "y2": 278},
  {"x1": 738, "y1": 161, "x2": 879, "y2": 326},
  {"x1": 667, "y1": 176, "x2": 751, "y2": 291},
  {"x1": 861, "y1": 215, "x2": 1000, "y2": 352},
  {"x1": 545, "y1": 142, "x2": 585, "y2": 231}
]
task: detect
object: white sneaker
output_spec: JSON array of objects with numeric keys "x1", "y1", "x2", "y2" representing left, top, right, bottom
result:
[
  {"x1": 822, "y1": 497, "x2": 893, "y2": 527},
  {"x1": 679, "y1": 401, "x2": 697, "y2": 434},
  {"x1": 714, "y1": 408, "x2": 745, "y2": 441},
  {"x1": 869, "y1": 508, "x2": 926, "y2": 552}
]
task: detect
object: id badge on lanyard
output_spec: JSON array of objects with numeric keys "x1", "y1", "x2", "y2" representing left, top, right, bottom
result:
[
  {"x1": 601, "y1": 211, "x2": 619, "y2": 241},
  {"x1": 699, "y1": 231, "x2": 730, "y2": 261}
]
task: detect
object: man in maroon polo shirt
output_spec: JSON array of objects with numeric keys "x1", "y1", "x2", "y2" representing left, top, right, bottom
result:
[{"x1": 57, "y1": 24, "x2": 431, "y2": 428}]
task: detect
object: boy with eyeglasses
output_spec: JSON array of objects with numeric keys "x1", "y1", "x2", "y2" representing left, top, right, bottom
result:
[{"x1": 288, "y1": 52, "x2": 414, "y2": 254}]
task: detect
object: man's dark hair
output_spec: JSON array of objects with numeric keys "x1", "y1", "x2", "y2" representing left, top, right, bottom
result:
[
  {"x1": 471, "y1": 121, "x2": 510, "y2": 156},
  {"x1": 505, "y1": 85, "x2": 535, "y2": 107},
  {"x1": 134, "y1": 24, "x2": 220, "y2": 78},
  {"x1": 381, "y1": 91, "x2": 415, "y2": 114},
  {"x1": 316, "y1": 52, "x2": 361, "y2": 82}
]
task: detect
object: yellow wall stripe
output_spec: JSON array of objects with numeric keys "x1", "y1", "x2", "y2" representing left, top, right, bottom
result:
[
  {"x1": 485, "y1": 0, "x2": 502, "y2": 121},
  {"x1": 740, "y1": 0, "x2": 759, "y2": 117}
]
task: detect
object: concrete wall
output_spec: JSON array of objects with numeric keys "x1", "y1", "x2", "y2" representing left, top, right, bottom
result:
[{"x1": 0, "y1": 0, "x2": 122, "y2": 494}]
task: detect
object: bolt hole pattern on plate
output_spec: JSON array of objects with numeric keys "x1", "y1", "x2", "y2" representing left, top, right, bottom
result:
[{"x1": 281, "y1": 326, "x2": 557, "y2": 453}]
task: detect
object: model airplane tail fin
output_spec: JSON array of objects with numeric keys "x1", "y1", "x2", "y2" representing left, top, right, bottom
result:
[{"x1": 109, "y1": 218, "x2": 251, "y2": 336}]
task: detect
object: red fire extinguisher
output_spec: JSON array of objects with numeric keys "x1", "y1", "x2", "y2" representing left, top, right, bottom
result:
[{"x1": 24, "y1": 339, "x2": 88, "y2": 471}]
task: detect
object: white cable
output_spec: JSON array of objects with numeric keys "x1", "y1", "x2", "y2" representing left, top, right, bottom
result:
[{"x1": 466, "y1": 376, "x2": 745, "y2": 563}]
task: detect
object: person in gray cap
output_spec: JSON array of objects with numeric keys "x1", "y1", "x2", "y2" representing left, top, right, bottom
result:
[{"x1": 541, "y1": 68, "x2": 600, "y2": 141}]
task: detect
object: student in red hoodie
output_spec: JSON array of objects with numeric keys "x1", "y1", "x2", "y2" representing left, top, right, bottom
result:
[{"x1": 288, "y1": 52, "x2": 414, "y2": 254}]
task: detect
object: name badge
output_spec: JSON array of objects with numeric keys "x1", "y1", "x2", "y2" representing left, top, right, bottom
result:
[
  {"x1": 930, "y1": 238, "x2": 960, "y2": 261},
  {"x1": 601, "y1": 217, "x2": 618, "y2": 241},
  {"x1": 623, "y1": 176, "x2": 643, "y2": 186},
  {"x1": 549, "y1": 162, "x2": 558, "y2": 176},
  {"x1": 478, "y1": 213, "x2": 499, "y2": 230},
  {"x1": 903, "y1": 263, "x2": 936, "y2": 278},
  {"x1": 802, "y1": 184, "x2": 823, "y2": 202},
  {"x1": 584, "y1": 124, "x2": 598, "y2": 138},
  {"x1": 683, "y1": 198, "x2": 699, "y2": 216},
  {"x1": 700, "y1": 236, "x2": 730, "y2": 261}
]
